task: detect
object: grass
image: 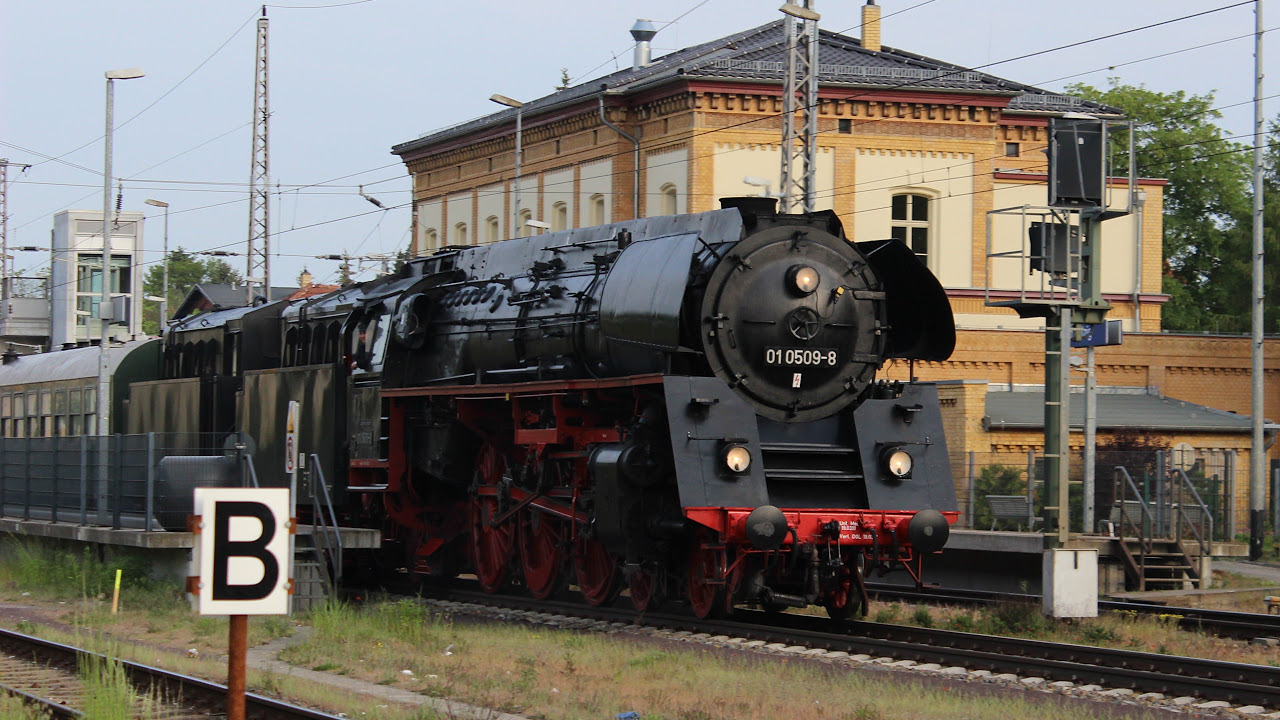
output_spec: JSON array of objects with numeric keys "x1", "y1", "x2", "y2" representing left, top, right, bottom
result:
[
  {"x1": 276, "y1": 599, "x2": 1161, "y2": 720},
  {"x1": 0, "y1": 693, "x2": 47, "y2": 720}
]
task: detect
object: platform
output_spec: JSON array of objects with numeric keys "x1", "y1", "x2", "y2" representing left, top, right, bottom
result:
[
  {"x1": 912, "y1": 529, "x2": 1247, "y2": 595},
  {"x1": 0, "y1": 517, "x2": 381, "y2": 551}
]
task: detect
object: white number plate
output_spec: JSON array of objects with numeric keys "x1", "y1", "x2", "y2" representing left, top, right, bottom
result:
[{"x1": 765, "y1": 347, "x2": 837, "y2": 367}]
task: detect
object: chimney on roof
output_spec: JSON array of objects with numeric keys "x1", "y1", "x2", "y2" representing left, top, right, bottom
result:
[
  {"x1": 630, "y1": 19, "x2": 657, "y2": 69},
  {"x1": 862, "y1": 1, "x2": 881, "y2": 53}
]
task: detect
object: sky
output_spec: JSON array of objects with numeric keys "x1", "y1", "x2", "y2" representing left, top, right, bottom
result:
[{"x1": 0, "y1": 0, "x2": 1273, "y2": 290}]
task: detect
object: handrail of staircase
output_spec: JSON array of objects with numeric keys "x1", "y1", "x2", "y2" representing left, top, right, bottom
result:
[
  {"x1": 307, "y1": 453, "x2": 343, "y2": 587},
  {"x1": 242, "y1": 453, "x2": 260, "y2": 488},
  {"x1": 1113, "y1": 466, "x2": 1154, "y2": 561},
  {"x1": 1170, "y1": 468, "x2": 1213, "y2": 559}
]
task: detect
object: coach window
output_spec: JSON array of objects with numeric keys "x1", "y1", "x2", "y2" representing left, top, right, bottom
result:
[
  {"x1": 1, "y1": 393, "x2": 9, "y2": 438},
  {"x1": 12, "y1": 393, "x2": 24, "y2": 438},
  {"x1": 40, "y1": 390, "x2": 51, "y2": 437},
  {"x1": 54, "y1": 390, "x2": 67, "y2": 437},
  {"x1": 26, "y1": 391, "x2": 38, "y2": 437},
  {"x1": 69, "y1": 390, "x2": 82, "y2": 435},
  {"x1": 84, "y1": 387, "x2": 96, "y2": 435},
  {"x1": 890, "y1": 192, "x2": 931, "y2": 265}
]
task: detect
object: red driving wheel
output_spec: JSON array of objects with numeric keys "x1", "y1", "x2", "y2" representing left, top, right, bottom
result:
[
  {"x1": 470, "y1": 442, "x2": 514, "y2": 593},
  {"x1": 575, "y1": 537, "x2": 621, "y2": 606},
  {"x1": 686, "y1": 536, "x2": 730, "y2": 619},
  {"x1": 519, "y1": 508, "x2": 566, "y2": 599},
  {"x1": 629, "y1": 568, "x2": 655, "y2": 612}
]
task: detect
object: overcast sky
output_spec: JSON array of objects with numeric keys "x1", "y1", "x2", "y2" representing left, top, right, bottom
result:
[{"x1": 1, "y1": 0, "x2": 1272, "y2": 289}]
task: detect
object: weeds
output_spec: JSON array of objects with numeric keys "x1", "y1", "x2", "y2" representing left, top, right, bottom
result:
[{"x1": 911, "y1": 606, "x2": 934, "y2": 628}]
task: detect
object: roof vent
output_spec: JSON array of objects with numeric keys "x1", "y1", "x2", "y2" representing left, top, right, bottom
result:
[{"x1": 630, "y1": 19, "x2": 658, "y2": 69}]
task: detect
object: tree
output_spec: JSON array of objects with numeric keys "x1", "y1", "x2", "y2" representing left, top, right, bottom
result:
[
  {"x1": 1067, "y1": 80, "x2": 1252, "y2": 332},
  {"x1": 555, "y1": 67, "x2": 571, "y2": 91},
  {"x1": 141, "y1": 247, "x2": 244, "y2": 335}
]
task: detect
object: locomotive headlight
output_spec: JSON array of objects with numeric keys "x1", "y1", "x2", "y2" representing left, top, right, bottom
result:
[
  {"x1": 787, "y1": 265, "x2": 820, "y2": 296},
  {"x1": 881, "y1": 446, "x2": 913, "y2": 480},
  {"x1": 723, "y1": 444, "x2": 752, "y2": 474}
]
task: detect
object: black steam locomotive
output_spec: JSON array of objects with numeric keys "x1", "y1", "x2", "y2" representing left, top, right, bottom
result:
[{"x1": 15, "y1": 197, "x2": 961, "y2": 618}]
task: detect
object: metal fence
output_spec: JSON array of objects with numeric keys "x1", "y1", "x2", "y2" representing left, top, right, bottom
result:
[
  {"x1": 0, "y1": 433, "x2": 250, "y2": 531},
  {"x1": 956, "y1": 447, "x2": 1237, "y2": 540}
]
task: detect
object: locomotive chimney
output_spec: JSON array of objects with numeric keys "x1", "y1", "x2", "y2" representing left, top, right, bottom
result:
[
  {"x1": 630, "y1": 19, "x2": 657, "y2": 69},
  {"x1": 862, "y1": 1, "x2": 881, "y2": 53}
]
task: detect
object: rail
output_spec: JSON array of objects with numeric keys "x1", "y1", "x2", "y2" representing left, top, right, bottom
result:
[{"x1": 307, "y1": 453, "x2": 343, "y2": 587}]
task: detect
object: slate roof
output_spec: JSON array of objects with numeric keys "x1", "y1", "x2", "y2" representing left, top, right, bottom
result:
[
  {"x1": 393, "y1": 20, "x2": 1119, "y2": 158},
  {"x1": 172, "y1": 283, "x2": 299, "y2": 320},
  {"x1": 984, "y1": 388, "x2": 1276, "y2": 433}
]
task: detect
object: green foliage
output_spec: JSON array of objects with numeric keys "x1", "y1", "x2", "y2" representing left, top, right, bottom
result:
[
  {"x1": 1067, "y1": 80, "x2": 1280, "y2": 335},
  {"x1": 973, "y1": 464, "x2": 1026, "y2": 531},
  {"x1": 911, "y1": 606, "x2": 934, "y2": 628},
  {"x1": 141, "y1": 247, "x2": 244, "y2": 335}
]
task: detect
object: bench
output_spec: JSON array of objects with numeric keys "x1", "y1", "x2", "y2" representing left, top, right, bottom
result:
[{"x1": 985, "y1": 495, "x2": 1040, "y2": 531}]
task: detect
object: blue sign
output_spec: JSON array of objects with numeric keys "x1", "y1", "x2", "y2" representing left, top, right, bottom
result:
[{"x1": 1072, "y1": 319, "x2": 1123, "y2": 348}]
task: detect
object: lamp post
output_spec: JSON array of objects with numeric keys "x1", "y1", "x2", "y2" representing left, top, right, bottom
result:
[
  {"x1": 144, "y1": 199, "x2": 169, "y2": 330},
  {"x1": 100, "y1": 67, "x2": 143, "y2": 522},
  {"x1": 490, "y1": 94, "x2": 524, "y2": 239}
]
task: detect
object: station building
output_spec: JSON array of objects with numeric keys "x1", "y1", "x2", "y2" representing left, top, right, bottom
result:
[{"x1": 392, "y1": 4, "x2": 1278, "y2": 527}]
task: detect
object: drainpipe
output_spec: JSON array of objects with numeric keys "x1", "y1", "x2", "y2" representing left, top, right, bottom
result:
[
  {"x1": 1132, "y1": 190, "x2": 1146, "y2": 332},
  {"x1": 599, "y1": 89, "x2": 641, "y2": 219}
]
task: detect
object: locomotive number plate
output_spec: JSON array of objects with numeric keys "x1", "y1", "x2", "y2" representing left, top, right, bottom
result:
[{"x1": 764, "y1": 347, "x2": 837, "y2": 367}]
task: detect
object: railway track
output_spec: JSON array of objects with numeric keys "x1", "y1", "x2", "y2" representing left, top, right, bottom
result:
[
  {"x1": 432, "y1": 587, "x2": 1280, "y2": 710},
  {"x1": 867, "y1": 583, "x2": 1280, "y2": 640},
  {"x1": 0, "y1": 626, "x2": 343, "y2": 720}
]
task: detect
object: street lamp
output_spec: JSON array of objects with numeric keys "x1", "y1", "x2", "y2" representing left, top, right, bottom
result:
[
  {"x1": 100, "y1": 67, "x2": 143, "y2": 523},
  {"x1": 144, "y1": 199, "x2": 169, "y2": 331},
  {"x1": 490, "y1": 93, "x2": 524, "y2": 238}
]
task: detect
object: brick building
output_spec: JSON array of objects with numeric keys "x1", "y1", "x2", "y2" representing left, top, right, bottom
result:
[{"x1": 392, "y1": 4, "x2": 1277, "y2": 523}]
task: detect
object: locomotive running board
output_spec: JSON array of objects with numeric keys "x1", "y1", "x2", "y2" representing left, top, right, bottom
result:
[{"x1": 381, "y1": 373, "x2": 664, "y2": 397}]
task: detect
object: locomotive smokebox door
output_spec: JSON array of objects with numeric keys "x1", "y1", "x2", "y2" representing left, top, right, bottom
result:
[
  {"x1": 851, "y1": 383, "x2": 957, "y2": 512},
  {"x1": 662, "y1": 376, "x2": 768, "y2": 509}
]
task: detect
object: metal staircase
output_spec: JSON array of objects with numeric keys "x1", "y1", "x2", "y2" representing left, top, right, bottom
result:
[
  {"x1": 292, "y1": 454, "x2": 344, "y2": 613},
  {"x1": 1113, "y1": 467, "x2": 1212, "y2": 591}
]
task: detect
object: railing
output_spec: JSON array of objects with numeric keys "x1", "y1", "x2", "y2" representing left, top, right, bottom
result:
[
  {"x1": 306, "y1": 453, "x2": 343, "y2": 587},
  {"x1": 1114, "y1": 466, "x2": 1154, "y2": 554},
  {"x1": 1170, "y1": 468, "x2": 1213, "y2": 559},
  {"x1": 0, "y1": 432, "x2": 247, "y2": 531}
]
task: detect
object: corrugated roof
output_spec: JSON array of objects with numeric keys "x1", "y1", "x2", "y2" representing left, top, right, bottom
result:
[
  {"x1": 984, "y1": 388, "x2": 1272, "y2": 433},
  {"x1": 392, "y1": 20, "x2": 1118, "y2": 157}
]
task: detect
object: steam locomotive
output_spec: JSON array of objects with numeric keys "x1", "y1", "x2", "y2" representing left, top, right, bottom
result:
[{"x1": 9, "y1": 197, "x2": 961, "y2": 619}]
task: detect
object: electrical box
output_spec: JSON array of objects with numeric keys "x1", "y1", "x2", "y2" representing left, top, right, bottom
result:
[
  {"x1": 1048, "y1": 118, "x2": 1105, "y2": 208},
  {"x1": 1028, "y1": 222, "x2": 1079, "y2": 284},
  {"x1": 109, "y1": 295, "x2": 130, "y2": 325}
]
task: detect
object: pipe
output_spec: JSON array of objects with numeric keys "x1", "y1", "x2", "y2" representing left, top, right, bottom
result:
[
  {"x1": 599, "y1": 91, "x2": 641, "y2": 219},
  {"x1": 1132, "y1": 190, "x2": 1146, "y2": 332}
]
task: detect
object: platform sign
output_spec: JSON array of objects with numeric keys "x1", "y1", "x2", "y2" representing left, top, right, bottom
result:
[
  {"x1": 284, "y1": 401, "x2": 299, "y2": 474},
  {"x1": 1071, "y1": 319, "x2": 1123, "y2": 348},
  {"x1": 189, "y1": 488, "x2": 292, "y2": 616}
]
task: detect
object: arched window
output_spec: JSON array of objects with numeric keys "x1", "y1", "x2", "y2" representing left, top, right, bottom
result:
[
  {"x1": 588, "y1": 194, "x2": 606, "y2": 226},
  {"x1": 890, "y1": 192, "x2": 931, "y2": 264},
  {"x1": 552, "y1": 202, "x2": 568, "y2": 232},
  {"x1": 485, "y1": 216, "x2": 500, "y2": 244},
  {"x1": 454, "y1": 222, "x2": 469, "y2": 245},
  {"x1": 518, "y1": 208, "x2": 533, "y2": 238},
  {"x1": 659, "y1": 183, "x2": 677, "y2": 216},
  {"x1": 423, "y1": 228, "x2": 438, "y2": 253}
]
